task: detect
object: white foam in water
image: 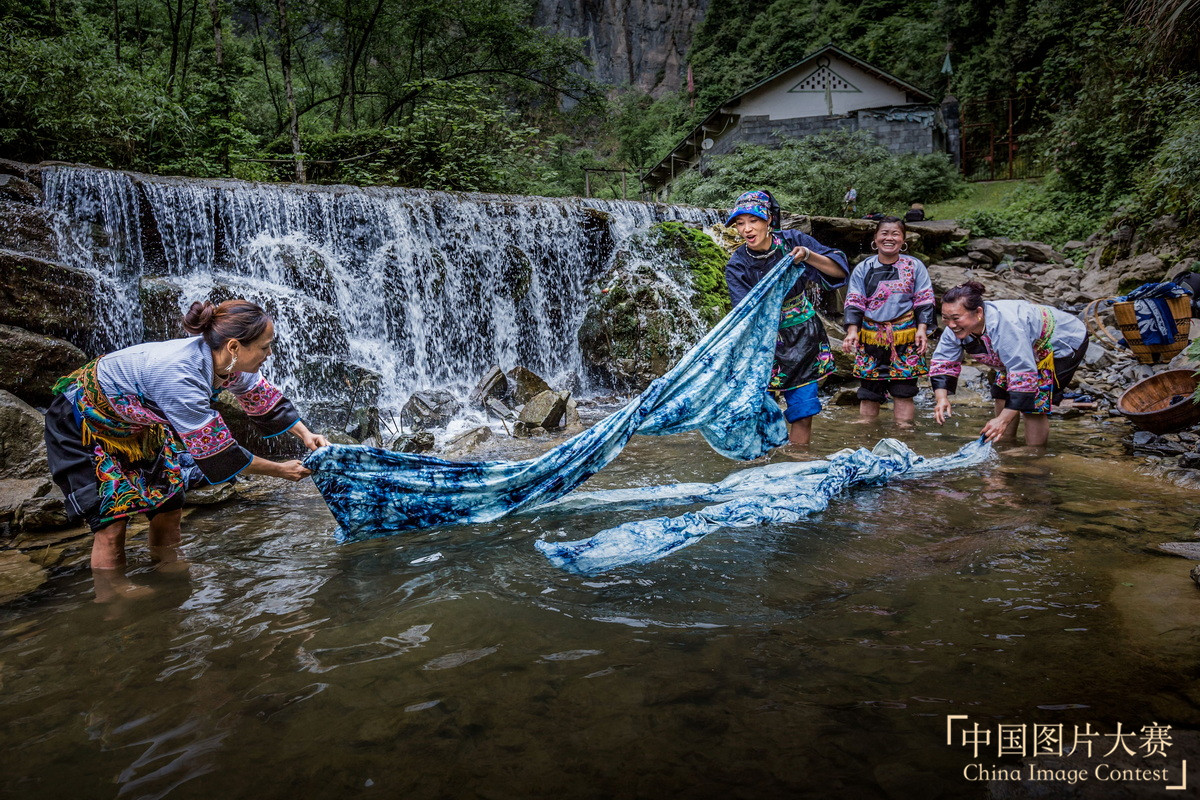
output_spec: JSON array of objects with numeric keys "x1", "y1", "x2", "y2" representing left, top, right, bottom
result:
[{"x1": 41, "y1": 167, "x2": 718, "y2": 412}]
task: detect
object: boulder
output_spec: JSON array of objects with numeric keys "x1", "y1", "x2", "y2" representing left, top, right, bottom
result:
[
  {"x1": 577, "y1": 260, "x2": 702, "y2": 392},
  {"x1": 512, "y1": 423, "x2": 546, "y2": 438},
  {"x1": 0, "y1": 158, "x2": 36, "y2": 181},
  {"x1": 0, "y1": 477, "x2": 52, "y2": 531},
  {"x1": 518, "y1": 390, "x2": 568, "y2": 430},
  {"x1": 806, "y1": 216, "x2": 877, "y2": 256},
  {"x1": 0, "y1": 549, "x2": 49, "y2": 605},
  {"x1": 0, "y1": 390, "x2": 48, "y2": 479},
  {"x1": 0, "y1": 249, "x2": 99, "y2": 346},
  {"x1": 485, "y1": 398, "x2": 516, "y2": 421},
  {"x1": 468, "y1": 366, "x2": 509, "y2": 408},
  {"x1": 832, "y1": 387, "x2": 860, "y2": 406},
  {"x1": 0, "y1": 174, "x2": 41, "y2": 205},
  {"x1": 965, "y1": 238, "x2": 1004, "y2": 264},
  {"x1": 0, "y1": 325, "x2": 88, "y2": 406},
  {"x1": 139, "y1": 277, "x2": 186, "y2": 343},
  {"x1": 184, "y1": 482, "x2": 238, "y2": 506},
  {"x1": 1001, "y1": 240, "x2": 1060, "y2": 264},
  {"x1": 562, "y1": 396, "x2": 583, "y2": 431},
  {"x1": 389, "y1": 431, "x2": 435, "y2": 453},
  {"x1": 1079, "y1": 253, "x2": 1166, "y2": 297},
  {"x1": 338, "y1": 404, "x2": 381, "y2": 443},
  {"x1": 927, "y1": 264, "x2": 1041, "y2": 304},
  {"x1": 0, "y1": 201, "x2": 58, "y2": 261},
  {"x1": 505, "y1": 367, "x2": 551, "y2": 406},
  {"x1": 212, "y1": 393, "x2": 308, "y2": 459},
  {"x1": 400, "y1": 390, "x2": 461, "y2": 430},
  {"x1": 443, "y1": 426, "x2": 492, "y2": 458}
]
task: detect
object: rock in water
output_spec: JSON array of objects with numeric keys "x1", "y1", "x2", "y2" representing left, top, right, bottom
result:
[
  {"x1": 0, "y1": 550, "x2": 48, "y2": 604},
  {"x1": 505, "y1": 367, "x2": 551, "y2": 406},
  {"x1": 389, "y1": 432, "x2": 435, "y2": 453},
  {"x1": 401, "y1": 391, "x2": 461, "y2": 430},
  {"x1": 519, "y1": 390, "x2": 568, "y2": 430},
  {"x1": 468, "y1": 366, "x2": 508, "y2": 408},
  {"x1": 443, "y1": 426, "x2": 492, "y2": 458}
]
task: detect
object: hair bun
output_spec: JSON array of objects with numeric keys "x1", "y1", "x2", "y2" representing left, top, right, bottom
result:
[
  {"x1": 182, "y1": 300, "x2": 217, "y2": 334},
  {"x1": 963, "y1": 280, "x2": 987, "y2": 295}
]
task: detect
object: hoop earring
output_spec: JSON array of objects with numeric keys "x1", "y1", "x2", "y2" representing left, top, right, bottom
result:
[
  {"x1": 871, "y1": 242, "x2": 878, "y2": 251},
  {"x1": 901, "y1": 243, "x2": 909, "y2": 252}
]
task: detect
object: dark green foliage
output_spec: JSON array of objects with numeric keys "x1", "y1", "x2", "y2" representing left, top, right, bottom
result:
[
  {"x1": 0, "y1": 0, "x2": 596, "y2": 189},
  {"x1": 959, "y1": 177, "x2": 1107, "y2": 248},
  {"x1": 670, "y1": 130, "x2": 964, "y2": 217}
]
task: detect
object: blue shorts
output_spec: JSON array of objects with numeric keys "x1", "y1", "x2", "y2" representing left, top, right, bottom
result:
[{"x1": 781, "y1": 382, "x2": 821, "y2": 423}]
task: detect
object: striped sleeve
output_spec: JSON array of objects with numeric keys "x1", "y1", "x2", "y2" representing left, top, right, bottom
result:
[{"x1": 148, "y1": 371, "x2": 252, "y2": 483}]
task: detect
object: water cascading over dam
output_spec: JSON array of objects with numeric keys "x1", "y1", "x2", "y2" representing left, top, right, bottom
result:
[{"x1": 41, "y1": 166, "x2": 716, "y2": 415}]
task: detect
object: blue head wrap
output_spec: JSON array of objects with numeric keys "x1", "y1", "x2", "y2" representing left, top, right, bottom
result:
[{"x1": 725, "y1": 190, "x2": 773, "y2": 227}]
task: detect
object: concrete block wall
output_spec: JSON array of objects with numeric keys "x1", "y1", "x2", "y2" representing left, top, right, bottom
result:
[{"x1": 708, "y1": 108, "x2": 940, "y2": 162}]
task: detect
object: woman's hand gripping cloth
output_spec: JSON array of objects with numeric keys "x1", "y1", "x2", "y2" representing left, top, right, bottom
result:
[
  {"x1": 304, "y1": 255, "x2": 805, "y2": 542},
  {"x1": 535, "y1": 438, "x2": 995, "y2": 575}
]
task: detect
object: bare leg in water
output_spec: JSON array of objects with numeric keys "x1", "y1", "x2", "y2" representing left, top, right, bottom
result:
[
  {"x1": 90, "y1": 518, "x2": 154, "y2": 603},
  {"x1": 148, "y1": 508, "x2": 189, "y2": 572},
  {"x1": 789, "y1": 417, "x2": 813, "y2": 446}
]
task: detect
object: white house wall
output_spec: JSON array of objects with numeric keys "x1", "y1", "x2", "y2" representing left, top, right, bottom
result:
[{"x1": 734, "y1": 56, "x2": 910, "y2": 119}]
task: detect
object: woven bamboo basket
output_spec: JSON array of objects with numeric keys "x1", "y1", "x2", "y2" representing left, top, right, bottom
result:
[
  {"x1": 1111, "y1": 295, "x2": 1193, "y2": 364},
  {"x1": 1117, "y1": 369, "x2": 1200, "y2": 433}
]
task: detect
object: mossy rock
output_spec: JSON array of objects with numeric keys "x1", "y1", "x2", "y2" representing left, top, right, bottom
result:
[{"x1": 644, "y1": 222, "x2": 731, "y2": 326}]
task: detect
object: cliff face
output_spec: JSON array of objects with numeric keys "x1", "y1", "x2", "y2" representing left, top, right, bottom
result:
[{"x1": 533, "y1": 0, "x2": 710, "y2": 96}]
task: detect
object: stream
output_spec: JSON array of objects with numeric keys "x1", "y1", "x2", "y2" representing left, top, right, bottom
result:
[{"x1": 1, "y1": 399, "x2": 1198, "y2": 799}]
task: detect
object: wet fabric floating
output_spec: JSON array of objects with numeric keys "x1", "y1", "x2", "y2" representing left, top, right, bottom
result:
[
  {"x1": 535, "y1": 438, "x2": 994, "y2": 575},
  {"x1": 305, "y1": 254, "x2": 804, "y2": 542}
]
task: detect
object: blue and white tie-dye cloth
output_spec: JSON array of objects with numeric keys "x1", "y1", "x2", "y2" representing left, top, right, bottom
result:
[
  {"x1": 305, "y1": 254, "x2": 802, "y2": 542},
  {"x1": 534, "y1": 438, "x2": 994, "y2": 574},
  {"x1": 1116, "y1": 282, "x2": 1191, "y2": 346}
]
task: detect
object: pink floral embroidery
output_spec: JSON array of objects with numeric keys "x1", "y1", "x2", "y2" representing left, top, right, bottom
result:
[
  {"x1": 858, "y1": 258, "x2": 924, "y2": 312},
  {"x1": 912, "y1": 287, "x2": 934, "y2": 306},
  {"x1": 970, "y1": 334, "x2": 1005, "y2": 369},
  {"x1": 1006, "y1": 371, "x2": 1040, "y2": 393},
  {"x1": 929, "y1": 359, "x2": 962, "y2": 378},
  {"x1": 237, "y1": 378, "x2": 283, "y2": 416},
  {"x1": 845, "y1": 291, "x2": 869, "y2": 310},
  {"x1": 180, "y1": 417, "x2": 236, "y2": 458},
  {"x1": 109, "y1": 394, "x2": 169, "y2": 426}
]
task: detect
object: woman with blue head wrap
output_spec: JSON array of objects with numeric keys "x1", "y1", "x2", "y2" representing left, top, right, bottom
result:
[{"x1": 723, "y1": 190, "x2": 849, "y2": 445}]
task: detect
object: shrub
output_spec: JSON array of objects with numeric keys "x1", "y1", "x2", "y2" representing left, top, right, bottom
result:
[{"x1": 670, "y1": 129, "x2": 964, "y2": 216}]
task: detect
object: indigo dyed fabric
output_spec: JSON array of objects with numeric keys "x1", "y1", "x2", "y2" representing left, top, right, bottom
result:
[
  {"x1": 1118, "y1": 282, "x2": 1190, "y2": 346},
  {"x1": 305, "y1": 255, "x2": 805, "y2": 542},
  {"x1": 535, "y1": 438, "x2": 994, "y2": 575}
]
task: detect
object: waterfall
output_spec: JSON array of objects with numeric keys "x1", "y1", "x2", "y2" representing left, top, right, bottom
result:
[{"x1": 41, "y1": 166, "x2": 718, "y2": 414}]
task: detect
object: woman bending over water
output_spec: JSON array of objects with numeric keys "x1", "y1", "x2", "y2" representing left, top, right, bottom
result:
[
  {"x1": 930, "y1": 281, "x2": 1089, "y2": 446},
  {"x1": 44, "y1": 299, "x2": 329, "y2": 595},
  {"x1": 723, "y1": 189, "x2": 849, "y2": 446}
]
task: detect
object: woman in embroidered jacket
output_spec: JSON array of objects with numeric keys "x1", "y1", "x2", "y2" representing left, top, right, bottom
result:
[
  {"x1": 842, "y1": 216, "x2": 934, "y2": 425},
  {"x1": 723, "y1": 190, "x2": 849, "y2": 446},
  {"x1": 44, "y1": 299, "x2": 329, "y2": 585},
  {"x1": 930, "y1": 282, "x2": 1089, "y2": 446}
]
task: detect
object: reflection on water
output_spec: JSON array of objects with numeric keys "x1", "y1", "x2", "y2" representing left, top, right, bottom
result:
[{"x1": 3, "y1": 402, "x2": 1199, "y2": 799}]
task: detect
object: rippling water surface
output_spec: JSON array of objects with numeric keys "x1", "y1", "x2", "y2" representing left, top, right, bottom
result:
[{"x1": 3, "y1": 401, "x2": 1198, "y2": 799}]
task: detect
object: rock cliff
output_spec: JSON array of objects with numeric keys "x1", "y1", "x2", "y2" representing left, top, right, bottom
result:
[{"x1": 532, "y1": 0, "x2": 710, "y2": 96}]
